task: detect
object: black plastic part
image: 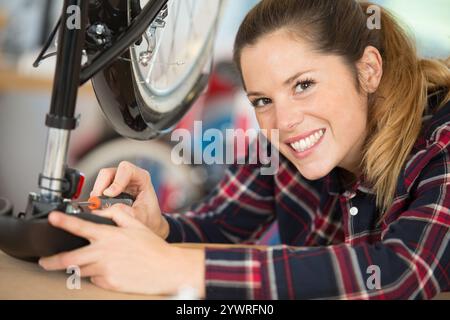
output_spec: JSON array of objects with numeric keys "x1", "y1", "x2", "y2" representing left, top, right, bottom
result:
[
  {"x1": 111, "y1": 192, "x2": 135, "y2": 200},
  {"x1": 62, "y1": 168, "x2": 83, "y2": 199},
  {"x1": 0, "y1": 212, "x2": 115, "y2": 262},
  {"x1": 96, "y1": 192, "x2": 135, "y2": 208},
  {"x1": 45, "y1": 114, "x2": 78, "y2": 130}
]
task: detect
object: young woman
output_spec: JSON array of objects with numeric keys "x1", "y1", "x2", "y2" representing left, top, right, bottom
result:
[{"x1": 39, "y1": 0, "x2": 449, "y2": 299}]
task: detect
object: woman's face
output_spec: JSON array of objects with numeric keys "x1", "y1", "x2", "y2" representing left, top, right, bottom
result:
[{"x1": 241, "y1": 29, "x2": 370, "y2": 180}]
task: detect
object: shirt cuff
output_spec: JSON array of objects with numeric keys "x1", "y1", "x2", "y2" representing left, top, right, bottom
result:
[
  {"x1": 163, "y1": 213, "x2": 185, "y2": 243},
  {"x1": 204, "y1": 247, "x2": 270, "y2": 300}
]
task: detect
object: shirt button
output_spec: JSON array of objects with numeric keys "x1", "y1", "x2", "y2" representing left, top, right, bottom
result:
[{"x1": 350, "y1": 206, "x2": 359, "y2": 216}]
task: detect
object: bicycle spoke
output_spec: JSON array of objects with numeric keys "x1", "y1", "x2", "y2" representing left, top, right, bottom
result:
[
  {"x1": 132, "y1": 0, "x2": 221, "y2": 94},
  {"x1": 166, "y1": 0, "x2": 182, "y2": 86},
  {"x1": 186, "y1": 0, "x2": 200, "y2": 46}
]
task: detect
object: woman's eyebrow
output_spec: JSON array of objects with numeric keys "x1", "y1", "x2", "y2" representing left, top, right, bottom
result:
[
  {"x1": 247, "y1": 69, "x2": 315, "y2": 97},
  {"x1": 283, "y1": 70, "x2": 314, "y2": 86},
  {"x1": 247, "y1": 91, "x2": 264, "y2": 97}
]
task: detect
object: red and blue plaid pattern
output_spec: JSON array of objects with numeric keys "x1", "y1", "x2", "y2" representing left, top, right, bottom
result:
[{"x1": 165, "y1": 93, "x2": 450, "y2": 299}]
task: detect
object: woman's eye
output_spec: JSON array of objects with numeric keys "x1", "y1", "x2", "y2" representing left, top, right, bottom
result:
[
  {"x1": 251, "y1": 97, "x2": 271, "y2": 108},
  {"x1": 294, "y1": 80, "x2": 315, "y2": 94}
]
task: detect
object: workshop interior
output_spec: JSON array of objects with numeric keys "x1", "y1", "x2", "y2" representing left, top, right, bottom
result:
[{"x1": 0, "y1": 0, "x2": 448, "y2": 300}]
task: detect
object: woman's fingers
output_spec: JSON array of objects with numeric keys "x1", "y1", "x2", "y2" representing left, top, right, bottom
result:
[
  {"x1": 79, "y1": 263, "x2": 103, "y2": 278},
  {"x1": 103, "y1": 161, "x2": 151, "y2": 198},
  {"x1": 90, "y1": 161, "x2": 154, "y2": 199},
  {"x1": 48, "y1": 211, "x2": 108, "y2": 241},
  {"x1": 95, "y1": 204, "x2": 144, "y2": 229},
  {"x1": 91, "y1": 203, "x2": 135, "y2": 220},
  {"x1": 91, "y1": 168, "x2": 117, "y2": 197},
  {"x1": 39, "y1": 244, "x2": 98, "y2": 271},
  {"x1": 90, "y1": 275, "x2": 113, "y2": 290}
]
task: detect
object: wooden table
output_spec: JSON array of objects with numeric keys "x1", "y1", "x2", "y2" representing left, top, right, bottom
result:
[
  {"x1": 0, "y1": 250, "x2": 163, "y2": 300},
  {"x1": 0, "y1": 243, "x2": 260, "y2": 300},
  {"x1": 0, "y1": 244, "x2": 448, "y2": 300}
]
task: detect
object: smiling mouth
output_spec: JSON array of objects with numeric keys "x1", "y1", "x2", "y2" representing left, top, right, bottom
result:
[{"x1": 287, "y1": 129, "x2": 326, "y2": 153}]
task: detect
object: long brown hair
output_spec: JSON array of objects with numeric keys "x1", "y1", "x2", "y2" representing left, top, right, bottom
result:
[{"x1": 233, "y1": 0, "x2": 450, "y2": 214}]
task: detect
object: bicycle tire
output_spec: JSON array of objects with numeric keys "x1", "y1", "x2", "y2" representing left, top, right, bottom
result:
[{"x1": 91, "y1": 0, "x2": 224, "y2": 140}]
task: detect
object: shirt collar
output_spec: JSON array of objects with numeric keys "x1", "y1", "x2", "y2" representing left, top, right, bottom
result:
[
  {"x1": 325, "y1": 167, "x2": 341, "y2": 196},
  {"x1": 325, "y1": 167, "x2": 375, "y2": 196}
]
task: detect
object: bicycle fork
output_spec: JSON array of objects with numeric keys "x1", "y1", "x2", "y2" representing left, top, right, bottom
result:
[{"x1": 21, "y1": 0, "x2": 89, "y2": 218}]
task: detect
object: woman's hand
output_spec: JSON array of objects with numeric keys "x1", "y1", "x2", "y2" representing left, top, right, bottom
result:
[
  {"x1": 38, "y1": 207, "x2": 205, "y2": 297},
  {"x1": 90, "y1": 161, "x2": 169, "y2": 239}
]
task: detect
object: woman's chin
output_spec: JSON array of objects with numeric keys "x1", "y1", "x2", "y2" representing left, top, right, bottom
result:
[
  {"x1": 299, "y1": 171, "x2": 326, "y2": 181},
  {"x1": 279, "y1": 147, "x2": 334, "y2": 180},
  {"x1": 293, "y1": 161, "x2": 332, "y2": 181}
]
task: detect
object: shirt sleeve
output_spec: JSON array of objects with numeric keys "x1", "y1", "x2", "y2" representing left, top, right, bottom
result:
[
  {"x1": 164, "y1": 161, "x2": 276, "y2": 244},
  {"x1": 203, "y1": 149, "x2": 450, "y2": 300}
]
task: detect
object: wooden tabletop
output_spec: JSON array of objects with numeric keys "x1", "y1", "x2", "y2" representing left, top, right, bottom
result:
[
  {"x1": 0, "y1": 250, "x2": 163, "y2": 300},
  {"x1": 0, "y1": 243, "x2": 262, "y2": 300},
  {"x1": 1, "y1": 244, "x2": 448, "y2": 300}
]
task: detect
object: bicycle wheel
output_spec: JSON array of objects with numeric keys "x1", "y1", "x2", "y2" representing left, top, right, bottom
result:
[{"x1": 91, "y1": 0, "x2": 224, "y2": 140}]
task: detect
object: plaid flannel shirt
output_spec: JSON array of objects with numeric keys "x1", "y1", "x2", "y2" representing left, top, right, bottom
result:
[{"x1": 164, "y1": 92, "x2": 450, "y2": 299}]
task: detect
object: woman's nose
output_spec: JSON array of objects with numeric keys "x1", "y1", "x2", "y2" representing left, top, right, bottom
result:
[{"x1": 274, "y1": 100, "x2": 304, "y2": 131}]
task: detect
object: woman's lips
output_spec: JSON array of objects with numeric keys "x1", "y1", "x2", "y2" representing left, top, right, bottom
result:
[{"x1": 284, "y1": 128, "x2": 326, "y2": 145}]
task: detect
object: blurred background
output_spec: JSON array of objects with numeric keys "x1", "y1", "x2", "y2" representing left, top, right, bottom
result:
[{"x1": 0, "y1": 0, "x2": 448, "y2": 245}]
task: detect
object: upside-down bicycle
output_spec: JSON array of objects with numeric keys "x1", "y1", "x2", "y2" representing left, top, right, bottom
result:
[{"x1": 0, "y1": 0, "x2": 224, "y2": 261}]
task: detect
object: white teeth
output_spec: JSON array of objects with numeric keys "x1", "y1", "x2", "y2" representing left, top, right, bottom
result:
[
  {"x1": 289, "y1": 129, "x2": 325, "y2": 152},
  {"x1": 299, "y1": 140, "x2": 306, "y2": 150}
]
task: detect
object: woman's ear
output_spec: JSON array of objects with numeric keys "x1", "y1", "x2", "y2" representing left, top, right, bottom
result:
[{"x1": 357, "y1": 46, "x2": 383, "y2": 93}]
